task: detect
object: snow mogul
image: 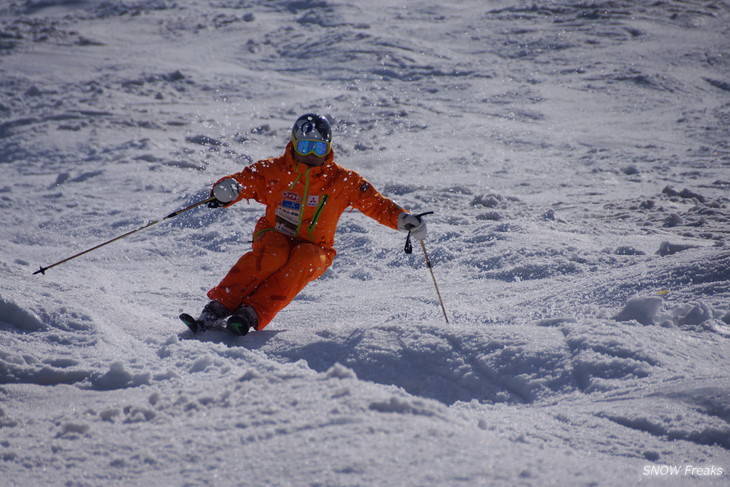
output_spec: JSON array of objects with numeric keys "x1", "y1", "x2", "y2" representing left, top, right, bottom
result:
[{"x1": 182, "y1": 113, "x2": 428, "y2": 335}]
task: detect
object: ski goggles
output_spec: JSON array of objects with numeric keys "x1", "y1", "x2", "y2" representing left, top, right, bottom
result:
[{"x1": 293, "y1": 138, "x2": 331, "y2": 157}]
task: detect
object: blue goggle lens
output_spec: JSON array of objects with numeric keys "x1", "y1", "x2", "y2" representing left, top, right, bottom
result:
[{"x1": 295, "y1": 139, "x2": 330, "y2": 157}]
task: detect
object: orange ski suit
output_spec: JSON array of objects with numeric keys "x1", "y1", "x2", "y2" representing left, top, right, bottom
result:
[{"x1": 207, "y1": 143, "x2": 406, "y2": 329}]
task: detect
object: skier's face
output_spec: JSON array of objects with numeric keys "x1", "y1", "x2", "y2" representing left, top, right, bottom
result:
[{"x1": 293, "y1": 149, "x2": 327, "y2": 167}]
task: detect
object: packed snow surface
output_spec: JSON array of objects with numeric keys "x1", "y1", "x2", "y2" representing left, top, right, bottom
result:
[{"x1": 1, "y1": 0, "x2": 729, "y2": 485}]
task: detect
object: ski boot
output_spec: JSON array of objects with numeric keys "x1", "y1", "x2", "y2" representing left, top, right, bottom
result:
[
  {"x1": 226, "y1": 305, "x2": 258, "y2": 336},
  {"x1": 180, "y1": 300, "x2": 230, "y2": 333}
]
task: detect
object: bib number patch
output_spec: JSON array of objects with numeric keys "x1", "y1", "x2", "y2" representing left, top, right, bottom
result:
[
  {"x1": 275, "y1": 191, "x2": 302, "y2": 237},
  {"x1": 275, "y1": 207, "x2": 299, "y2": 237}
]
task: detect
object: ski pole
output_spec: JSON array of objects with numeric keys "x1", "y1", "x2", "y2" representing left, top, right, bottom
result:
[
  {"x1": 419, "y1": 239, "x2": 449, "y2": 324},
  {"x1": 33, "y1": 196, "x2": 216, "y2": 275},
  {"x1": 403, "y1": 211, "x2": 449, "y2": 324}
]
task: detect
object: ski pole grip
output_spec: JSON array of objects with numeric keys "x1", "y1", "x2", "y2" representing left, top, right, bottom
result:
[{"x1": 403, "y1": 211, "x2": 434, "y2": 254}]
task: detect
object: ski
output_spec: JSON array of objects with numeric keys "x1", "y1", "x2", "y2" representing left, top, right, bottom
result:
[
  {"x1": 179, "y1": 313, "x2": 205, "y2": 333},
  {"x1": 226, "y1": 314, "x2": 251, "y2": 336},
  {"x1": 179, "y1": 313, "x2": 250, "y2": 336}
]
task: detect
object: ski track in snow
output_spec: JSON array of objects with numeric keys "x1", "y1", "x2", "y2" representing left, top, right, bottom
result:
[{"x1": 0, "y1": 0, "x2": 729, "y2": 485}]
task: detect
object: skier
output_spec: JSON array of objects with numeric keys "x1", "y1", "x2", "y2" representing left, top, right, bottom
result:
[{"x1": 185, "y1": 113, "x2": 428, "y2": 335}]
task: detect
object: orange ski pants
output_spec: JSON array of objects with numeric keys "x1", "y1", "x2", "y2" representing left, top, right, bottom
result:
[{"x1": 207, "y1": 226, "x2": 335, "y2": 329}]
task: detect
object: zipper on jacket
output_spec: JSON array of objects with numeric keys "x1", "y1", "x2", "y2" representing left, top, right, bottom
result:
[
  {"x1": 288, "y1": 172, "x2": 301, "y2": 190},
  {"x1": 307, "y1": 194, "x2": 328, "y2": 239},
  {"x1": 296, "y1": 166, "x2": 311, "y2": 238}
]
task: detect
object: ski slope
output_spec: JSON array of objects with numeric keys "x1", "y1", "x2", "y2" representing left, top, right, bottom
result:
[{"x1": 0, "y1": 1, "x2": 728, "y2": 485}]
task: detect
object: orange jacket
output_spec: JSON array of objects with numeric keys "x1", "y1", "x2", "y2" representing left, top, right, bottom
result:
[{"x1": 216, "y1": 143, "x2": 405, "y2": 250}]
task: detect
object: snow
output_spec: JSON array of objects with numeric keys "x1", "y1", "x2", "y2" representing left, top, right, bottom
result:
[{"x1": 1, "y1": 0, "x2": 729, "y2": 485}]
